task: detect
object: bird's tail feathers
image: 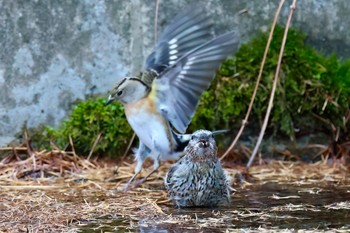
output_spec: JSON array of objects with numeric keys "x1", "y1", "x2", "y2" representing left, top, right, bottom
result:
[{"x1": 212, "y1": 129, "x2": 230, "y2": 136}]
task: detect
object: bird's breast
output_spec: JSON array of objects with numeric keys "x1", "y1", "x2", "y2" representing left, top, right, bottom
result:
[{"x1": 124, "y1": 98, "x2": 177, "y2": 158}]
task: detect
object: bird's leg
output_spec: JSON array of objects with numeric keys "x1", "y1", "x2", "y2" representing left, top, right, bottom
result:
[
  {"x1": 131, "y1": 155, "x2": 160, "y2": 188},
  {"x1": 123, "y1": 167, "x2": 141, "y2": 191},
  {"x1": 123, "y1": 142, "x2": 150, "y2": 191}
]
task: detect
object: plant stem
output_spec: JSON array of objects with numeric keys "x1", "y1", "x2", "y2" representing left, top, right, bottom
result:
[
  {"x1": 221, "y1": 0, "x2": 286, "y2": 160},
  {"x1": 154, "y1": 0, "x2": 161, "y2": 44},
  {"x1": 246, "y1": 0, "x2": 298, "y2": 170}
]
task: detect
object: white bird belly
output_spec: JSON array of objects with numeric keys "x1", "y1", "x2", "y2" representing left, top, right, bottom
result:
[{"x1": 126, "y1": 110, "x2": 173, "y2": 157}]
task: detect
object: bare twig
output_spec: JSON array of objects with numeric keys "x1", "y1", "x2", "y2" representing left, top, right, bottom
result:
[
  {"x1": 221, "y1": 0, "x2": 286, "y2": 160},
  {"x1": 68, "y1": 135, "x2": 78, "y2": 162},
  {"x1": 0, "y1": 147, "x2": 27, "y2": 151},
  {"x1": 24, "y1": 128, "x2": 37, "y2": 170},
  {"x1": 246, "y1": 0, "x2": 298, "y2": 170},
  {"x1": 87, "y1": 132, "x2": 102, "y2": 161},
  {"x1": 154, "y1": 0, "x2": 161, "y2": 44},
  {"x1": 122, "y1": 133, "x2": 136, "y2": 160}
]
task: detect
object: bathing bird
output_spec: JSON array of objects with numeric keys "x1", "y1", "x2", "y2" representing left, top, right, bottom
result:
[{"x1": 165, "y1": 129, "x2": 231, "y2": 207}]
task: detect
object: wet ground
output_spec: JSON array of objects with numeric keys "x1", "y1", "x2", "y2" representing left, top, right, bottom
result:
[
  {"x1": 77, "y1": 181, "x2": 350, "y2": 232},
  {"x1": 1, "y1": 160, "x2": 349, "y2": 232}
]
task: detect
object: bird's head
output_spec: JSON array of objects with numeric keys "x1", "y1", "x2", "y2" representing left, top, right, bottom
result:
[
  {"x1": 185, "y1": 130, "x2": 218, "y2": 162},
  {"x1": 106, "y1": 77, "x2": 150, "y2": 105}
]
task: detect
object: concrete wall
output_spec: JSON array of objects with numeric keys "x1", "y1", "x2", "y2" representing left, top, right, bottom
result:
[{"x1": 1, "y1": 0, "x2": 349, "y2": 146}]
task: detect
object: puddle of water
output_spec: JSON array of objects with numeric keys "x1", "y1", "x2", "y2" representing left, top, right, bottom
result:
[
  {"x1": 76, "y1": 182, "x2": 350, "y2": 232},
  {"x1": 226, "y1": 182, "x2": 350, "y2": 230},
  {"x1": 76, "y1": 217, "x2": 132, "y2": 232}
]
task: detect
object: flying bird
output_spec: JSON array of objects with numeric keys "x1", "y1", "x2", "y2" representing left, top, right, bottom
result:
[{"x1": 106, "y1": 6, "x2": 240, "y2": 188}]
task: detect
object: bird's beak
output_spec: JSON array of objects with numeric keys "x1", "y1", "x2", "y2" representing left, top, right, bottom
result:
[
  {"x1": 198, "y1": 139, "x2": 209, "y2": 148},
  {"x1": 105, "y1": 95, "x2": 114, "y2": 105}
]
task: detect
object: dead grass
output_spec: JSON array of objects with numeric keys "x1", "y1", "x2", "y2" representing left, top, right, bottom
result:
[{"x1": 0, "y1": 146, "x2": 349, "y2": 232}]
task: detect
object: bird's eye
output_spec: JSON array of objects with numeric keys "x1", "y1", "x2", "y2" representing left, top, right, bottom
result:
[
  {"x1": 117, "y1": 90, "x2": 123, "y2": 96},
  {"x1": 211, "y1": 134, "x2": 214, "y2": 138},
  {"x1": 191, "y1": 135, "x2": 195, "y2": 140}
]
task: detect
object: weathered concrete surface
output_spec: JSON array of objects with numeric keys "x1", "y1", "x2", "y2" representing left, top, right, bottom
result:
[{"x1": 1, "y1": 0, "x2": 349, "y2": 146}]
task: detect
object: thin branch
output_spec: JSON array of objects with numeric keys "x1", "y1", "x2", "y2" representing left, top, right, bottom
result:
[
  {"x1": 87, "y1": 132, "x2": 102, "y2": 161},
  {"x1": 68, "y1": 135, "x2": 78, "y2": 161},
  {"x1": 154, "y1": 0, "x2": 161, "y2": 44},
  {"x1": 246, "y1": 0, "x2": 298, "y2": 170},
  {"x1": 121, "y1": 133, "x2": 136, "y2": 160},
  {"x1": 24, "y1": 128, "x2": 37, "y2": 170},
  {"x1": 221, "y1": 0, "x2": 286, "y2": 160},
  {"x1": 0, "y1": 147, "x2": 27, "y2": 151}
]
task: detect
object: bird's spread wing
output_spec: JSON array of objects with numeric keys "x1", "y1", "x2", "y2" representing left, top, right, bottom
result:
[
  {"x1": 144, "y1": 5, "x2": 213, "y2": 74},
  {"x1": 164, "y1": 157, "x2": 185, "y2": 190},
  {"x1": 164, "y1": 164, "x2": 177, "y2": 189},
  {"x1": 154, "y1": 30, "x2": 240, "y2": 133}
]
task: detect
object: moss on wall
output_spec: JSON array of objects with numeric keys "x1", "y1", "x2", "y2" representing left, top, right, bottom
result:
[
  {"x1": 191, "y1": 25, "x2": 350, "y2": 143},
  {"x1": 33, "y1": 99, "x2": 132, "y2": 157}
]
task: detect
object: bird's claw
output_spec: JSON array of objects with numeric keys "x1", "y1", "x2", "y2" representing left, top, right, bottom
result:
[{"x1": 131, "y1": 177, "x2": 148, "y2": 189}]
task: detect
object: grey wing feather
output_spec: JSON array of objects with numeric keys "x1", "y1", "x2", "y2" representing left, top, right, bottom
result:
[
  {"x1": 144, "y1": 5, "x2": 213, "y2": 73},
  {"x1": 164, "y1": 162, "x2": 179, "y2": 190},
  {"x1": 156, "y1": 30, "x2": 240, "y2": 133}
]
